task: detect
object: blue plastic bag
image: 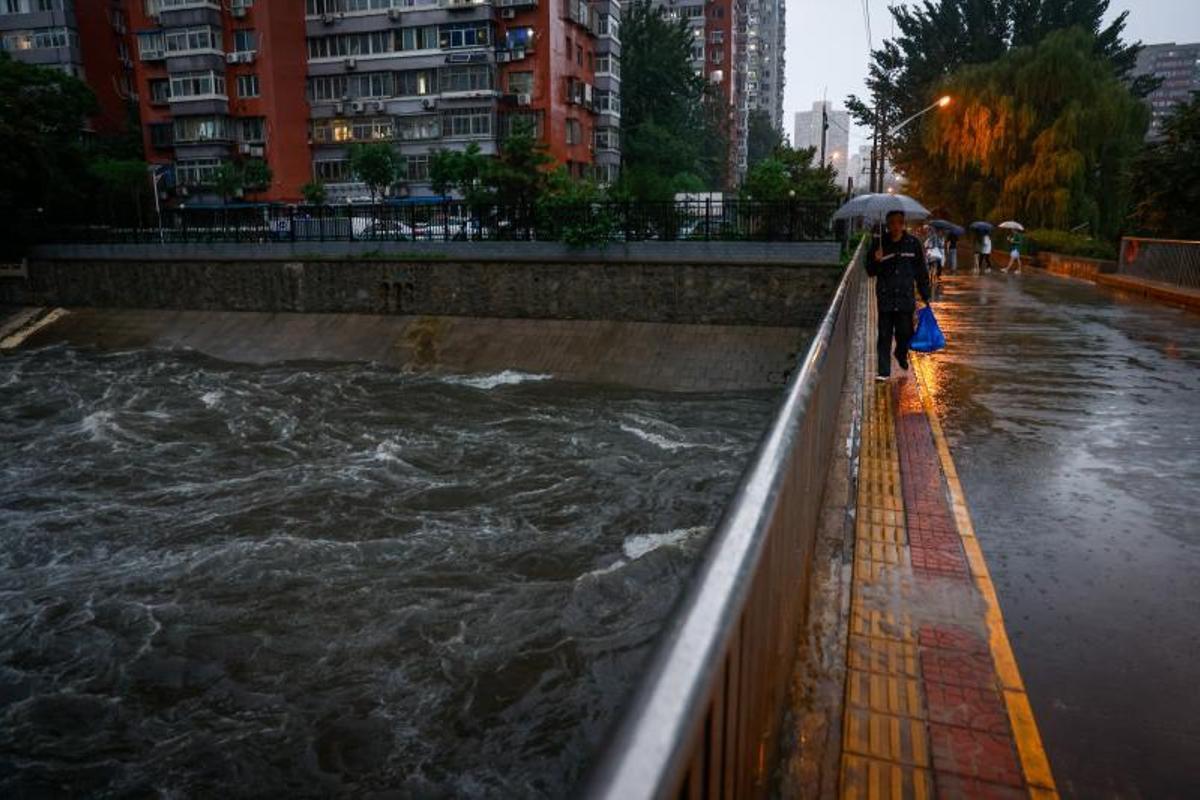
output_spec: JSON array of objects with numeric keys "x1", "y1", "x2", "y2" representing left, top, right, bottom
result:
[{"x1": 910, "y1": 306, "x2": 946, "y2": 353}]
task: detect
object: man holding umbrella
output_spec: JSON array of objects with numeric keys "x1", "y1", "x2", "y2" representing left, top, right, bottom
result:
[{"x1": 867, "y1": 209, "x2": 933, "y2": 381}]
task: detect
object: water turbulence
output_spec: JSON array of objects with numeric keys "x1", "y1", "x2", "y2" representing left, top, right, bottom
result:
[{"x1": 0, "y1": 345, "x2": 776, "y2": 797}]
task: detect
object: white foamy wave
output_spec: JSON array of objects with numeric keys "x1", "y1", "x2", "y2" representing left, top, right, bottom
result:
[
  {"x1": 618, "y1": 424, "x2": 699, "y2": 452},
  {"x1": 576, "y1": 559, "x2": 628, "y2": 582},
  {"x1": 443, "y1": 371, "x2": 553, "y2": 390},
  {"x1": 622, "y1": 526, "x2": 709, "y2": 560},
  {"x1": 200, "y1": 390, "x2": 224, "y2": 408},
  {"x1": 80, "y1": 410, "x2": 116, "y2": 441},
  {"x1": 371, "y1": 439, "x2": 410, "y2": 465}
]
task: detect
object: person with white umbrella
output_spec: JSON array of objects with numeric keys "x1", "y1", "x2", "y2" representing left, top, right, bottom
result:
[
  {"x1": 1000, "y1": 221, "x2": 1025, "y2": 272},
  {"x1": 866, "y1": 206, "x2": 933, "y2": 381}
]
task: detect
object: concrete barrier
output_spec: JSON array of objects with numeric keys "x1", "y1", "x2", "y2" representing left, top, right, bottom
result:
[{"x1": 1033, "y1": 251, "x2": 1117, "y2": 280}]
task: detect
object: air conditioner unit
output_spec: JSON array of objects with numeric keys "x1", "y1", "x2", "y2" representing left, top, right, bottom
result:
[
  {"x1": 250, "y1": 145, "x2": 264, "y2": 157},
  {"x1": 238, "y1": 142, "x2": 251, "y2": 154},
  {"x1": 421, "y1": 97, "x2": 437, "y2": 110},
  {"x1": 225, "y1": 52, "x2": 239, "y2": 63},
  {"x1": 334, "y1": 101, "x2": 345, "y2": 113},
  {"x1": 517, "y1": 93, "x2": 531, "y2": 105},
  {"x1": 388, "y1": 7, "x2": 401, "y2": 19},
  {"x1": 351, "y1": 100, "x2": 366, "y2": 113},
  {"x1": 372, "y1": 100, "x2": 385, "y2": 111},
  {"x1": 345, "y1": 58, "x2": 357, "y2": 70},
  {"x1": 497, "y1": 51, "x2": 511, "y2": 62},
  {"x1": 501, "y1": 7, "x2": 516, "y2": 17},
  {"x1": 322, "y1": 13, "x2": 336, "y2": 24},
  {"x1": 231, "y1": 7, "x2": 246, "y2": 18}
]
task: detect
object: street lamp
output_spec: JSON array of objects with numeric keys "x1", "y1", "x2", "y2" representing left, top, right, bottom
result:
[
  {"x1": 876, "y1": 95, "x2": 951, "y2": 192},
  {"x1": 148, "y1": 165, "x2": 166, "y2": 244}
]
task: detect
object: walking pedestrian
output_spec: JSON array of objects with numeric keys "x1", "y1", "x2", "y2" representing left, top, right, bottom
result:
[
  {"x1": 1006, "y1": 231, "x2": 1023, "y2": 273},
  {"x1": 946, "y1": 230, "x2": 959, "y2": 273},
  {"x1": 980, "y1": 231, "x2": 994, "y2": 272},
  {"x1": 866, "y1": 210, "x2": 932, "y2": 381},
  {"x1": 924, "y1": 227, "x2": 945, "y2": 279}
]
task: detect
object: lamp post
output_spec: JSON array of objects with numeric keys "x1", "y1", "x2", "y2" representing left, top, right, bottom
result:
[
  {"x1": 148, "y1": 165, "x2": 166, "y2": 245},
  {"x1": 877, "y1": 95, "x2": 950, "y2": 193}
]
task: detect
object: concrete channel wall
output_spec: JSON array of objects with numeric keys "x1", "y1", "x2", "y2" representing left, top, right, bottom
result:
[{"x1": 6, "y1": 243, "x2": 845, "y2": 392}]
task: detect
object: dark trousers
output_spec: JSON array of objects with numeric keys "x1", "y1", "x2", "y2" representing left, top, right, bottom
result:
[{"x1": 877, "y1": 309, "x2": 914, "y2": 377}]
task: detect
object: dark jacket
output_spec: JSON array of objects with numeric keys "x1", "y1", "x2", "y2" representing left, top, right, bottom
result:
[{"x1": 865, "y1": 232, "x2": 932, "y2": 312}]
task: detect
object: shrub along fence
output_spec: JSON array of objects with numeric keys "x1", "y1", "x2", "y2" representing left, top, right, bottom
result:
[{"x1": 39, "y1": 200, "x2": 837, "y2": 246}]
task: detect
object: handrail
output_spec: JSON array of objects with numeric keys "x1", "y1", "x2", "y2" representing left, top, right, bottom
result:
[{"x1": 584, "y1": 237, "x2": 867, "y2": 798}]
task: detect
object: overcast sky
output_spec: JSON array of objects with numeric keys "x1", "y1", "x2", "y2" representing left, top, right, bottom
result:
[{"x1": 785, "y1": 0, "x2": 1200, "y2": 150}]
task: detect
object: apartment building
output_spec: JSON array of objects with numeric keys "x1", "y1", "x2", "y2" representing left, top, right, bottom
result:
[
  {"x1": 657, "y1": 0, "x2": 748, "y2": 185},
  {"x1": 744, "y1": 0, "x2": 782, "y2": 132},
  {"x1": 124, "y1": 0, "x2": 619, "y2": 203},
  {"x1": 794, "y1": 101, "x2": 849, "y2": 180},
  {"x1": 0, "y1": 0, "x2": 136, "y2": 133},
  {"x1": 1133, "y1": 41, "x2": 1200, "y2": 141}
]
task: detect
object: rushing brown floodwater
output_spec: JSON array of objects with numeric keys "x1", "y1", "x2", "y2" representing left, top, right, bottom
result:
[{"x1": 0, "y1": 345, "x2": 777, "y2": 797}]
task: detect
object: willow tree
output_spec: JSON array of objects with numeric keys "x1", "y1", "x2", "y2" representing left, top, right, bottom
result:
[{"x1": 919, "y1": 28, "x2": 1146, "y2": 236}]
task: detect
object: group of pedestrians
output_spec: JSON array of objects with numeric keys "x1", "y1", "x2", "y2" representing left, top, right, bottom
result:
[{"x1": 920, "y1": 227, "x2": 1022, "y2": 275}]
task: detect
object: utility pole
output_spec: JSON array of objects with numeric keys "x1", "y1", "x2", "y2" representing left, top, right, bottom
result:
[
  {"x1": 869, "y1": 103, "x2": 880, "y2": 193},
  {"x1": 820, "y1": 102, "x2": 829, "y2": 168}
]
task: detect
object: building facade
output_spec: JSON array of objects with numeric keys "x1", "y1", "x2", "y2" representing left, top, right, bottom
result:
[
  {"x1": 124, "y1": 0, "x2": 619, "y2": 204},
  {"x1": 0, "y1": 0, "x2": 136, "y2": 134},
  {"x1": 744, "y1": 0, "x2": 782, "y2": 132},
  {"x1": 793, "y1": 100, "x2": 849, "y2": 179},
  {"x1": 1133, "y1": 41, "x2": 1200, "y2": 141}
]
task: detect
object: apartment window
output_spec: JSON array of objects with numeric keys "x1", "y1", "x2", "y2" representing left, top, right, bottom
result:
[
  {"x1": 148, "y1": 123, "x2": 173, "y2": 149},
  {"x1": 173, "y1": 116, "x2": 232, "y2": 143},
  {"x1": 232, "y1": 73, "x2": 259, "y2": 98},
  {"x1": 169, "y1": 70, "x2": 226, "y2": 99},
  {"x1": 137, "y1": 32, "x2": 164, "y2": 59},
  {"x1": 394, "y1": 69, "x2": 434, "y2": 96},
  {"x1": 308, "y1": 75, "x2": 345, "y2": 101},
  {"x1": 501, "y1": 111, "x2": 543, "y2": 138},
  {"x1": 594, "y1": 126, "x2": 618, "y2": 151},
  {"x1": 175, "y1": 158, "x2": 223, "y2": 186},
  {"x1": 709, "y1": 30, "x2": 723, "y2": 44},
  {"x1": 443, "y1": 106, "x2": 491, "y2": 138},
  {"x1": 684, "y1": 4, "x2": 703, "y2": 17},
  {"x1": 565, "y1": 118, "x2": 581, "y2": 145},
  {"x1": 710, "y1": 49, "x2": 722, "y2": 64},
  {"x1": 143, "y1": 0, "x2": 160, "y2": 14},
  {"x1": 349, "y1": 71, "x2": 396, "y2": 97},
  {"x1": 308, "y1": 30, "x2": 395, "y2": 58},
  {"x1": 148, "y1": 78, "x2": 170, "y2": 103},
  {"x1": 396, "y1": 115, "x2": 440, "y2": 140},
  {"x1": 232, "y1": 29, "x2": 257, "y2": 53},
  {"x1": 440, "y1": 64, "x2": 492, "y2": 92},
  {"x1": 398, "y1": 25, "x2": 437, "y2": 51},
  {"x1": 406, "y1": 154, "x2": 429, "y2": 182},
  {"x1": 164, "y1": 26, "x2": 222, "y2": 54},
  {"x1": 1, "y1": 27, "x2": 78, "y2": 51},
  {"x1": 595, "y1": 55, "x2": 619, "y2": 77},
  {"x1": 237, "y1": 117, "x2": 265, "y2": 143},
  {"x1": 576, "y1": 44, "x2": 582, "y2": 66},
  {"x1": 507, "y1": 71, "x2": 533, "y2": 95},
  {"x1": 595, "y1": 89, "x2": 619, "y2": 115},
  {"x1": 597, "y1": 14, "x2": 618, "y2": 40},
  {"x1": 1, "y1": 0, "x2": 62, "y2": 12},
  {"x1": 439, "y1": 22, "x2": 489, "y2": 49},
  {"x1": 311, "y1": 117, "x2": 392, "y2": 143},
  {"x1": 565, "y1": 35, "x2": 571, "y2": 62},
  {"x1": 307, "y1": 0, "x2": 407, "y2": 11},
  {"x1": 313, "y1": 159, "x2": 352, "y2": 182},
  {"x1": 505, "y1": 27, "x2": 533, "y2": 50}
]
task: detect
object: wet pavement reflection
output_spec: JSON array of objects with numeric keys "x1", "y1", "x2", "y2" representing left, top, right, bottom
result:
[{"x1": 919, "y1": 272, "x2": 1200, "y2": 798}]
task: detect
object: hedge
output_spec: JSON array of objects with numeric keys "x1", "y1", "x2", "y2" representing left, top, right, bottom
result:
[{"x1": 1025, "y1": 228, "x2": 1118, "y2": 261}]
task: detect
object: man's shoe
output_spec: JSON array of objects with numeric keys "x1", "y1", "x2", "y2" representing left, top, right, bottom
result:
[
  {"x1": 896, "y1": 358, "x2": 909, "y2": 371},
  {"x1": 875, "y1": 375, "x2": 889, "y2": 382}
]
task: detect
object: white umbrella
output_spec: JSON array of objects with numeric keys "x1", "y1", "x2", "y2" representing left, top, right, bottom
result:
[
  {"x1": 832, "y1": 193, "x2": 883, "y2": 220},
  {"x1": 998, "y1": 221, "x2": 1024, "y2": 231},
  {"x1": 833, "y1": 193, "x2": 931, "y2": 224}
]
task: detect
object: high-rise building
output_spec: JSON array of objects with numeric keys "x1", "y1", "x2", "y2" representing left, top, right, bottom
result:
[
  {"x1": 1133, "y1": 41, "x2": 1200, "y2": 141},
  {"x1": 793, "y1": 101, "x2": 849, "y2": 178},
  {"x1": 744, "y1": 0, "x2": 782, "y2": 132},
  {"x1": 0, "y1": 0, "x2": 136, "y2": 134},
  {"x1": 125, "y1": 0, "x2": 621, "y2": 204},
  {"x1": 653, "y1": 0, "x2": 749, "y2": 185}
]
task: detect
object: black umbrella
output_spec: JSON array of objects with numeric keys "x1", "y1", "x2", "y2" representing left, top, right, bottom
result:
[
  {"x1": 969, "y1": 221, "x2": 994, "y2": 233},
  {"x1": 929, "y1": 219, "x2": 965, "y2": 236}
]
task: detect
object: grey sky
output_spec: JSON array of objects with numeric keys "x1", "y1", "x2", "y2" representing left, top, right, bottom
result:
[{"x1": 784, "y1": 0, "x2": 1200, "y2": 151}]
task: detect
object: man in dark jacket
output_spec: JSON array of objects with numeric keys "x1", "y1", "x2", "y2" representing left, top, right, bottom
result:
[{"x1": 865, "y1": 210, "x2": 932, "y2": 380}]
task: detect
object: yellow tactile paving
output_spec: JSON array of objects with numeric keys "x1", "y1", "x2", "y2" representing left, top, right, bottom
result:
[
  {"x1": 841, "y1": 754, "x2": 934, "y2": 800},
  {"x1": 847, "y1": 635, "x2": 921, "y2": 678}
]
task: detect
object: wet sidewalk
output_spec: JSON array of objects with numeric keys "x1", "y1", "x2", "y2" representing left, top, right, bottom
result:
[{"x1": 838, "y1": 302, "x2": 1057, "y2": 799}]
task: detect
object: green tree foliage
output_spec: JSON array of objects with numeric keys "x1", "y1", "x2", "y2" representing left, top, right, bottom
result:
[
  {"x1": 1129, "y1": 93, "x2": 1200, "y2": 238},
  {"x1": 241, "y1": 159, "x2": 273, "y2": 193},
  {"x1": 747, "y1": 110, "x2": 783, "y2": 168},
  {"x1": 212, "y1": 162, "x2": 244, "y2": 205},
  {"x1": 846, "y1": 0, "x2": 1142, "y2": 209},
  {"x1": 618, "y1": 0, "x2": 727, "y2": 198},
  {"x1": 921, "y1": 28, "x2": 1147, "y2": 236},
  {"x1": 88, "y1": 158, "x2": 150, "y2": 226},
  {"x1": 535, "y1": 169, "x2": 614, "y2": 247},
  {"x1": 301, "y1": 180, "x2": 327, "y2": 205},
  {"x1": 0, "y1": 53, "x2": 98, "y2": 250},
  {"x1": 349, "y1": 142, "x2": 403, "y2": 202},
  {"x1": 741, "y1": 145, "x2": 840, "y2": 203},
  {"x1": 429, "y1": 123, "x2": 553, "y2": 210}
]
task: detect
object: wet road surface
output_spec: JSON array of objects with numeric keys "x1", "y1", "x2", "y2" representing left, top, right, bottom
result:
[{"x1": 920, "y1": 272, "x2": 1200, "y2": 798}]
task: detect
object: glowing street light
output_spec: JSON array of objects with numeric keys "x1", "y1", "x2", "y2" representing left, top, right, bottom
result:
[{"x1": 876, "y1": 95, "x2": 952, "y2": 192}]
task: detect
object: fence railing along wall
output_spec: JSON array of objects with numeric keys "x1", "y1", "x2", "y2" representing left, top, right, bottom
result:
[
  {"x1": 42, "y1": 200, "x2": 837, "y2": 245},
  {"x1": 583, "y1": 240, "x2": 866, "y2": 799},
  {"x1": 1119, "y1": 237, "x2": 1200, "y2": 290}
]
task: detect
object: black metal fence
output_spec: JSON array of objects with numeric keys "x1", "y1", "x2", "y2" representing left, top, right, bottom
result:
[
  {"x1": 40, "y1": 200, "x2": 837, "y2": 245},
  {"x1": 1118, "y1": 236, "x2": 1200, "y2": 290}
]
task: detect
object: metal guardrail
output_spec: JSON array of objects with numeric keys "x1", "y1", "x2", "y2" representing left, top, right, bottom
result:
[
  {"x1": 1119, "y1": 236, "x2": 1200, "y2": 290},
  {"x1": 584, "y1": 238, "x2": 866, "y2": 799},
  {"x1": 39, "y1": 200, "x2": 837, "y2": 245}
]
